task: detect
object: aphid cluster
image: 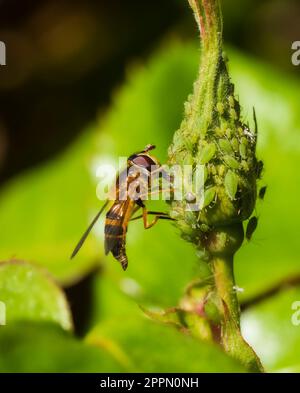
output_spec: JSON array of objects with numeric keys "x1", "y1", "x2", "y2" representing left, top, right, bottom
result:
[{"x1": 169, "y1": 85, "x2": 262, "y2": 248}]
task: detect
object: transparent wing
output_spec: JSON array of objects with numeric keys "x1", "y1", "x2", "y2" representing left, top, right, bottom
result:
[{"x1": 70, "y1": 200, "x2": 109, "y2": 259}]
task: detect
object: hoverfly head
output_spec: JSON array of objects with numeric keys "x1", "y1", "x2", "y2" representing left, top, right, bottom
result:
[{"x1": 128, "y1": 144, "x2": 159, "y2": 171}]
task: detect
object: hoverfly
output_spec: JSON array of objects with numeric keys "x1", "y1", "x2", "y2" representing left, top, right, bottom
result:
[{"x1": 71, "y1": 144, "x2": 173, "y2": 270}]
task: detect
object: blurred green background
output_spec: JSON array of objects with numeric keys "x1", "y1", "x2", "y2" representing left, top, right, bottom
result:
[{"x1": 0, "y1": 0, "x2": 300, "y2": 373}]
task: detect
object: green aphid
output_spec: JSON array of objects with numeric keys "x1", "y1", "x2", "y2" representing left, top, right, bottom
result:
[
  {"x1": 225, "y1": 170, "x2": 238, "y2": 200},
  {"x1": 239, "y1": 143, "x2": 247, "y2": 159},
  {"x1": 199, "y1": 143, "x2": 216, "y2": 164},
  {"x1": 199, "y1": 223, "x2": 210, "y2": 232},
  {"x1": 228, "y1": 96, "x2": 235, "y2": 108},
  {"x1": 241, "y1": 137, "x2": 248, "y2": 147},
  {"x1": 259, "y1": 186, "x2": 267, "y2": 200},
  {"x1": 215, "y1": 126, "x2": 223, "y2": 137},
  {"x1": 225, "y1": 128, "x2": 232, "y2": 139},
  {"x1": 214, "y1": 175, "x2": 223, "y2": 186},
  {"x1": 220, "y1": 122, "x2": 228, "y2": 135},
  {"x1": 184, "y1": 101, "x2": 192, "y2": 116},
  {"x1": 177, "y1": 220, "x2": 195, "y2": 236},
  {"x1": 230, "y1": 108, "x2": 237, "y2": 120},
  {"x1": 256, "y1": 160, "x2": 264, "y2": 179},
  {"x1": 223, "y1": 155, "x2": 240, "y2": 169},
  {"x1": 219, "y1": 139, "x2": 233, "y2": 154},
  {"x1": 246, "y1": 216, "x2": 258, "y2": 241},
  {"x1": 231, "y1": 137, "x2": 239, "y2": 152},
  {"x1": 209, "y1": 164, "x2": 217, "y2": 176},
  {"x1": 241, "y1": 160, "x2": 249, "y2": 172},
  {"x1": 216, "y1": 102, "x2": 224, "y2": 115},
  {"x1": 237, "y1": 127, "x2": 244, "y2": 137},
  {"x1": 202, "y1": 187, "x2": 216, "y2": 208},
  {"x1": 169, "y1": 209, "x2": 181, "y2": 220},
  {"x1": 218, "y1": 164, "x2": 226, "y2": 177}
]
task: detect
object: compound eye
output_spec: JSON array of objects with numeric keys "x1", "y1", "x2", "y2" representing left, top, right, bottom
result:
[{"x1": 131, "y1": 155, "x2": 155, "y2": 169}]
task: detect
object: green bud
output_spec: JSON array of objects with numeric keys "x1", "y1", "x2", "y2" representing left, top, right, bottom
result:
[{"x1": 168, "y1": 0, "x2": 261, "y2": 259}]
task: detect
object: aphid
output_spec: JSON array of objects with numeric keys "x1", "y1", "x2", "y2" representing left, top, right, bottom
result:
[
  {"x1": 239, "y1": 143, "x2": 247, "y2": 159},
  {"x1": 246, "y1": 216, "x2": 258, "y2": 241},
  {"x1": 223, "y1": 155, "x2": 240, "y2": 170},
  {"x1": 199, "y1": 142, "x2": 216, "y2": 164},
  {"x1": 228, "y1": 96, "x2": 235, "y2": 108},
  {"x1": 219, "y1": 139, "x2": 233, "y2": 154},
  {"x1": 216, "y1": 102, "x2": 224, "y2": 115},
  {"x1": 231, "y1": 137, "x2": 239, "y2": 152},
  {"x1": 225, "y1": 170, "x2": 238, "y2": 200},
  {"x1": 258, "y1": 186, "x2": 267, "y2": 200},
  {"x1": 71, "y1": 145, "x2": 172, "y2": 270},
  {"x1": 202, "y1": 187, "x2": 216, "y2": 208},
  {"x1": 256, "y1": 160, "x2": 264, "y2": 179},
  {"x1": 229, "y1": 108, "x2": 237, "y2": 120}
]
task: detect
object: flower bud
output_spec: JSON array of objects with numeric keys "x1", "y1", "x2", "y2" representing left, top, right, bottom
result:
[{"x1": 168, "y1": 0, "x2": 261, "y2": 257}]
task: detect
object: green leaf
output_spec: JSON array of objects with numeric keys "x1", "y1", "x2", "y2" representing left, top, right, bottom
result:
[
  {"x1": 229, "y1": 49, "x2": 300, "y2": 300},
  {"x1": 0, "y1": 40, "x2": 300, "y2": 308},
  {"x1": 0, "y1": 261, "x2": 72, "y2": 330},
  {"x1": 0, "y1": 131, "x2": 101, "y2": 286},
  {"x1": 0, "y1": 322, "x2": 123, "y2": 372},
  {"x1": 241, "y1": 287, "x2": 300, "y2": 372},
  {"x1": 86, "y1": 311, "x2": 246, "y2": 373},
  {"x1": 0, "y1": 43, "x2": 199, "y2": 293}
]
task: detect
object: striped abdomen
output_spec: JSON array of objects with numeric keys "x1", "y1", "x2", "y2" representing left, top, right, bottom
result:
[{"x1": 104, "y1": 201, "x2": 133, "y2": 270}]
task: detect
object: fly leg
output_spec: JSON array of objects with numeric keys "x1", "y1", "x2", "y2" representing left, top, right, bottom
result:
[
  {"x1": 130, "y1": 210, "x2": 173, "y2": 223},
  {"x1": 133, "y1": 199, "x2": 174, "y2": 229}
]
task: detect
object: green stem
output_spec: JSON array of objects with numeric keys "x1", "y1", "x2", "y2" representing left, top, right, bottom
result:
[
  {"x1": 188, "y1": 0, "x2": 229, "y2": 138},
  {"x1": 176, "y1": 0, "x2": 264, "y2": 371},
  {"x1": 211, "y1": 254, "x2": 264, "y2": 372},
  {"x1": 212, "y1": 255, "x2": 240, "y2": 327}
]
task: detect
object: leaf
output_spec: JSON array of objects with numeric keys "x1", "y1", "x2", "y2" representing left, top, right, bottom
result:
[
  {"x1": 0, "y1": 40, "x2": 300, "y2": 307},
  {"x1": 86, "y1": 311, "x2": 246, "y2": 373},
  {"x1": 225, "y1": 170, "x2": 238, "y2": 200},
  {"x1": 0, "y1": 322, "x2": 123, "y2": 372},
  {"x1": 0, "y1": 131, "x2": 101, "y2": 286},
  {"x1": 241, "y1": 287, "x2": 300, "y2": 372},
  {"x1": 229, "y1": 49, "x2": 300, "y2": 301},
  {"x1": 0, "y1": 44, "x2": 199, "y2": 293},
  {"x1": 0, "y1": 260, "x2": 72, "y2": 330}
]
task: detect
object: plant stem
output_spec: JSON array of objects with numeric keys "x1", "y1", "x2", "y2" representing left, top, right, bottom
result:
[
  {"x1": 210, "y1": 254, "x2": 264, "y2": 372},
  {"x1": 212, "y1": 255, "x2": 240, "y2": 327},
  {"x1": 173, "y1": 0, "x2": 264, "y2": 371}
]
